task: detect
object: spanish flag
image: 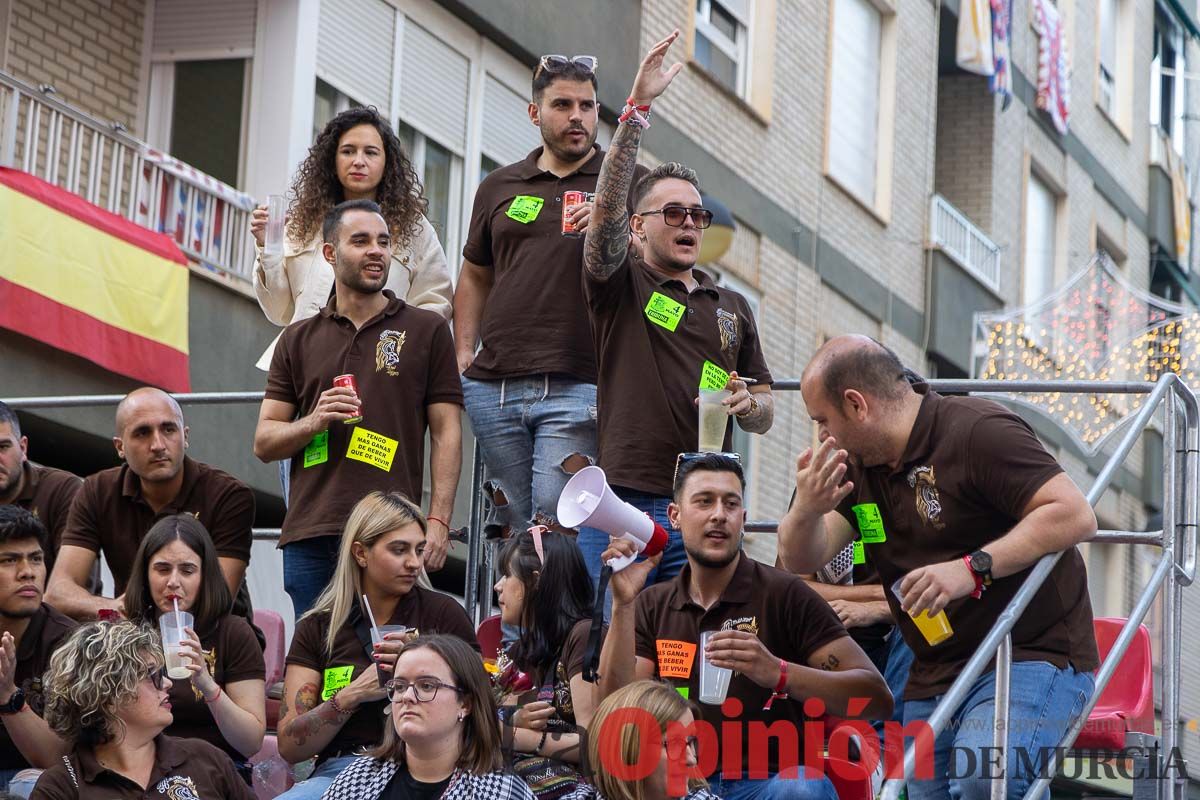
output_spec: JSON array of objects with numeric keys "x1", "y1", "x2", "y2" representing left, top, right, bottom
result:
[{"x1": 0, "y1": 167, "x2": 190, "y2": 391}]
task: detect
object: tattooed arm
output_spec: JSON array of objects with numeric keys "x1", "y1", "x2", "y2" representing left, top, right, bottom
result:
[
  {"x1": 583, "y1": 30, "x2": 684, "y2": 283},
  {"x1": 276, "y1": 664, "x2": 386, "y2": 763},
  {"x1": 795, "y1": 637, "x2": 892, "y2": 720}
]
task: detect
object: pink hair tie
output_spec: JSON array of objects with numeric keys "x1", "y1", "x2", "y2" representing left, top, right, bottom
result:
[{"x1": 528, "y1": 525, "x2": 548, "y2": 565}]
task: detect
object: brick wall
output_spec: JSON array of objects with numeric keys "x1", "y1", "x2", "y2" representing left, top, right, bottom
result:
[{"x1": 4, "y1": 0, "x2": 144, "y2": 129}]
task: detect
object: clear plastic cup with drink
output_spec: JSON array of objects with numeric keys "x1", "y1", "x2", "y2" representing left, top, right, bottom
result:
[
  {"x1": 698, "y1": 389, "x2": 730, "y2": 452},
  {"x1": 264, "y1": 194, "x2": 286, "y2": 257},
  {"x1": 698, "y1": 630, "x2": 733, "y2": 705},
  {"x1": 371, "y1": 624, "x2": 408, "y2": 647},
  {"x1": 159, "y1": 609, "x2": 195, "y2": 679},
  {"x1": 890, "y1": 577, "x2": 953, "y2": 646}
]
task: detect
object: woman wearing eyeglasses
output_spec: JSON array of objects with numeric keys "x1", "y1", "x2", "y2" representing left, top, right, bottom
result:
[
  {"x1": 276, "y1": 492, "x2": 478, "y2": 800},
  {"x1": 565, "y1": 680, "x2": 716, "y2": 800},
  {"x1": 323, "y1": 634, "x2": 535, "y2": 800},
  {"x1": 122, "y1": 515, "x2": 265, "y2": 778},
  {"x1": 492, "y1": 528, "x2": 601, "y2": 798},
  {"x1": 29, "y1": 620, "x2": 254, "y2": 799}
]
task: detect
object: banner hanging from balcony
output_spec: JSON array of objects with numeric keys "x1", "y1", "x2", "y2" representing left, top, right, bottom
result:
[
  {"x1": 0, "y1": 167, "x2": 190, "y2": 391},
  {"x1": 973, "y1": 252, "x2": 1193, "y2": 454}
]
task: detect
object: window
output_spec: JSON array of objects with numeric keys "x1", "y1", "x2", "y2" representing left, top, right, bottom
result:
[
  {"x1": 480, "y1": 155, "x2": 502, "y2": 184},
  {"x1": 1151, "y1": 9, "x2": 1186, "y2": 155},
  {"x1": 1023, "y1": 173, "x2": 1059, "y2": 308},
  {"x1": 694, "y1": 0, "x2": 752, "y2": 97},
  {"x1": 169, "y1": 60, "x2": 247, "y2": 187},
  {"x1": 827, "y1": 0, "x2": 885, "y2": 209},
  {"x1": 1098, "y1": 0, "x2": 1117, "y2": 116},
  {"x1": 397, "y1": 120, "x2": 462, "y2": 265}
]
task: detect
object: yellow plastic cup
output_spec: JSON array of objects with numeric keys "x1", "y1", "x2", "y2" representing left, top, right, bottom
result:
[{"x1": 892, "y1": 578, "x2": 953, "y2": 646}]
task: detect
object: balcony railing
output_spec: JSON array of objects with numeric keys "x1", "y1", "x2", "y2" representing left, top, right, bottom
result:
[
  {"x1": 929, "y1": 193, "x2": 1002, "y2": 294},
  {"x1": 0, "y1": 71, "x2": 257, "y2": 283}
]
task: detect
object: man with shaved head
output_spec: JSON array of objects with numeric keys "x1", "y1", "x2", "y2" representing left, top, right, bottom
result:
[
  {"x1": 46, "y1": 388, "x2": 255, "y2": 623},
  {"x1": 779, "y1": 335, "x2": 1098, "y2": 798}
]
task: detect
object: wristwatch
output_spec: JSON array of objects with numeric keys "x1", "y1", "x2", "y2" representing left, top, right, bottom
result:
[
  {"x1": 0, "y1": 687, "x2": 25, "y2": 715},
  {"x1": 965, "y1": 550, "x2": 994, "y2": 600}
]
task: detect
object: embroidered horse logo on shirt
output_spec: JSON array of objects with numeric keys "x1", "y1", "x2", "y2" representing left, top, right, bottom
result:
[
  {"x1": 156, "y1": 775, "x2": 200, "y2": 800},
  {"x1": 375, "y1": 329, "x2": 407, "y2": 376},
  {"x1": 716, "y1": 308, "x2": 739, "y2": 353},
  {"x1": 908, "y1": 465, "x2": 945, "y2": 529}
]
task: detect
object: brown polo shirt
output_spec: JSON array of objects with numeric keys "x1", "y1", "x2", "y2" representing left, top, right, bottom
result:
[
  {"x1": 634, "y1": 554, "x2": 847, "y2": 775},
  {"x1": 585, "y1": 256, "x2": 773, "y2": 496},
  {"x1": 1, "y1": 603, "x2": 76, "y2": 770},
  {"x1": 164, "y1": 614, "x2": 265, "y2": 761},
  {"x1": 835, "y1": 385, "x2": 1099, "y2": 700},
  {"x1": 13, "y1": 461, "x2": 82, "y2": 576},
  {"x1": 462, "y1": 146, "x2": 646, "y2": 383},
  {"x1": 60, "y1": 456, "x2": 254, "y2": 593},
  {"x1": 285, "y1": 587, "x2": 478, "y2": 765},
  {"x1": 30, "y1": 735, "x2": 254, "y2": 800},
  {"x1": 265, "y1": 291, "x2": 463, "y2": 545}
]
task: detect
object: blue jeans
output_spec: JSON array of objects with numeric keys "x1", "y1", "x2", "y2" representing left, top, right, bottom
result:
[
  {"x1": 709, "y1": 772, "x2": 838, "y2": 800},
  {"x1": 462, "y1": 375, "x2": 597, "y2": 535},
  {"x1": 274, "y1": 755, "x2": 357, "y2": 800},
  {"x1": 860, "y1": 629, "x2": 914, "y2": 736},
  {"x1": 576, "y1": 490, "x2": 689, "y2": 622},
  {"x1": 902, "y1": 662, "x2": 1094, "y2": 800},
  {"x1": 283, "y1": 536, "x2": 341, "y2": 619}
]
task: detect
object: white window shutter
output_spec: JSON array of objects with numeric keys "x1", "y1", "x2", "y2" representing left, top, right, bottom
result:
[
  {"x1": 1023, "y1": 175, "x2": 1057, "y2": 307},
  {"x1": 828, "y1": 0, "x2": 881, "y2": 204},
  {"x1": 398, "y1": 20, "x2": 470, "y2": 155},
  {"x1": 153, "y1": 0, "x2": 257, "y2": 58},
  {"x1": 316, "y1": 0, "x2": 395, "y2": 115},
  {"x1": 481, "y1": 75, "x2": 538, "y2": 166}
]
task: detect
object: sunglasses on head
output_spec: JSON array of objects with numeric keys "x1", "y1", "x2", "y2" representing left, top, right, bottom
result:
[
  {"x1": 672, "y1": 451, "x2": 742, "y2": 487},
  {"x1": 538, "y1": 54, "x2": 598, "y2": 75},
  {"x1": 638, "y1": 205, "x2": 714, "y2": 229}
]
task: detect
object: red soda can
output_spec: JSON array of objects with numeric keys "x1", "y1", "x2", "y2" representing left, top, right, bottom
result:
[
  {"x1": 562, "y1": 190, "x2": 586, "y2": 237},
  {"x1": 333, "y1": 374, "x2": 363, "y2": 424}
]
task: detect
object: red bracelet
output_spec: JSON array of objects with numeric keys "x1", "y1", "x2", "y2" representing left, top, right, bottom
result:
[
  {"x1": 763, "y1": 659, "x2": 788, "y2": 711},
  {"x1": 329, "y1": 692, "x2": 351, "y2": 716},
  {"x1": 963, "y1": 555, "x2": 984, "y2": 599},
  {"x1": 625, "y1": 97, "x2": 651, "y2": 111},
  {"x1": 427, "y1": 515, "x2": 450, "y2": 529},
  {"x1": 203, "y1": 686, "x2": 222, "y2": 705}
]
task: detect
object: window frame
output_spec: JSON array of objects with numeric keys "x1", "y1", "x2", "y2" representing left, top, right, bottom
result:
[{"x1": 694, "y1": 0, "x2": 753, "y2": 99}]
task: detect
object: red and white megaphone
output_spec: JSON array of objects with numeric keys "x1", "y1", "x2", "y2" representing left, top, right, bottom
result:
[{"x1": 557, "y1": 466, "x2": 669, "y2": 571}]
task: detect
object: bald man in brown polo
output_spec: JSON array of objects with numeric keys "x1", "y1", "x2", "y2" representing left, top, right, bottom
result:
[
  {"x1": 779, "y1": 335, "x2": 1098, "y2": 799},
  {"x1": 47, "y1": 388, "x2": 254, "y2": 623}
]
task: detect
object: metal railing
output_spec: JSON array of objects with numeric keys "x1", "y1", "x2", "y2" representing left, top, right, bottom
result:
[
  {"x1": 929, "y1": 194, "x2": 1002, "y2": 294},
  {"x1": 6, "y1": 376, "x2": 1197, "y2": 798},
  {"x1": 0, "y1": 71, "x2": 258, "y2": 282}
]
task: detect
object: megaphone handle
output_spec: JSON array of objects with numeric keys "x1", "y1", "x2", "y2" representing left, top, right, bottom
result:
[{"x1": 581, "y1": 564, "x2": 612, "y2": 684}]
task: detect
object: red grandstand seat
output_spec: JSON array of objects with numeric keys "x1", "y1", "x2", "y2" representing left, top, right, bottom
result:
[
  {"x1": 249, "y1": 734, "x2": 293, "y2": 799},
  {"x1": 477, "y1": 614, "x2": 503, "y2": 661},
  {"x1": 1073, "y1": 617, "x2": 1155, "y2": 751},
  {"x1": 254, "y1": 609, "x2": 286, "y2": 730},
  {"x1": 823, "y1": 754, "x2": 873, "y2": 800}
]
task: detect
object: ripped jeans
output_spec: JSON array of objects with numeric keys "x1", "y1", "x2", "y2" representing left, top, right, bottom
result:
[{"x1": 462, "y1": 375, "x2": 597, "y2": 536}]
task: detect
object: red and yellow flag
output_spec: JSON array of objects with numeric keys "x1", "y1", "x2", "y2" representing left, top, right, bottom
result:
[{"x1": 0, "y1": 167, "x2": 190, "y2": 390}]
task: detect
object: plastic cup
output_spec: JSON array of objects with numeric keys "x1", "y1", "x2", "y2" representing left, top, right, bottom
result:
[
  {"x1": 891, "y1": 578, "x2": 953, "y2": 646},
  {"x1": 698, "y1": 389, "x2": 730, "y2": 452},
  {"x1": 698, "y1": 630, "x2": 733, "y2": 705},
  {"x1": 371, "y1": 624, "x2": 408, "y2": 647},
  {"x1": 264, "y1": 194, "x2": 286, "y2": 257},
  {"x1": 159, "y1": 610, "x2": 194, "y2": 679}
]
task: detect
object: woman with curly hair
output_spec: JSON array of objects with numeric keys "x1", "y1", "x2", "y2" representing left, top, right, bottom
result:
[
  {"x1": 250, "y1": 106, "x2": 453, "y2": 371},
  {"x1": 29, "y1": 620, "x2": 254, "y2": 799}
]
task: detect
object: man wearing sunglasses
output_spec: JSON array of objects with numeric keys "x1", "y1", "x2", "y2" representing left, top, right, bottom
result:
[
  {"x1": 597, "y1": 453, "x2": 891, "y2": 800},
  {"x1": 579, "y1": 32, "x2": 774, "y2": 595},
  {"x1": 454, "y1": 51, "x2": 647, "y2": 541}
]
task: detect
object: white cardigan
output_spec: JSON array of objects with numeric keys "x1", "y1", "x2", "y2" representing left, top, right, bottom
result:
[{"x1": 253, "y1": 213, "x2": 453, "y2": 369}]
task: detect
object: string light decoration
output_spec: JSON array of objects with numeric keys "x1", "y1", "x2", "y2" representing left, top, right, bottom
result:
[{"x1": 972, "y1": 251, "x2": 1193, "y2": 454}]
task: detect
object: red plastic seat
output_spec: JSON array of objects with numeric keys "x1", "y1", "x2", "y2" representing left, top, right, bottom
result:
[
  {"x1": 823, "y1": 754, "x2": 873, "y2": 799},
  {"x1": 1073, "y1": 617, "x2": 1155, "y2": 751},
  {"x1": 249, "y1": 734, "x2": 293, "y2": 799},
  {"x1": 254, "y1": 609, "x2": 286, "y2": 730},
  {"x1": 477, "y1": 614, "x2": 503, "y2": 661}
]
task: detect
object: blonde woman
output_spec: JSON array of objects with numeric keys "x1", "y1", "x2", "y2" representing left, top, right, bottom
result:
[
  {"x1": 276, "y1": 492, "x2": 477, "y2": 800},
  {"x1": 30, "y1": 621, "x2": 253, "y2": 799},
  {"x1": 567, "y1": 681, "x2": 717, "y2": 800}
]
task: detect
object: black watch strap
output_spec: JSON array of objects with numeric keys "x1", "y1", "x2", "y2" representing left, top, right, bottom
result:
[{"x1": 0, "y1": 687, "x2": 25, "y2": 715}]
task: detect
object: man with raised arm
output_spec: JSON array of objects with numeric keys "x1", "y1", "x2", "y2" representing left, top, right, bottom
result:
[
  {"x1": 779, "y1": 335, "x2": 1098, "y2": 799},
  {"x1": 580, "y1": 31, "x2": 774, "y2": 592}
]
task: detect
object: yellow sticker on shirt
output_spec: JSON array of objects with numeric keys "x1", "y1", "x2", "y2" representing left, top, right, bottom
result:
[
  {"x1": 346, "y1": 427, "x2": 398, "y2": 472},
  {"x1": 645, "y1": 292, "x2": 686, "y2": 332},
  {"x1": 505, "y1": 195, "x2": 544, "y2": 223},
  {"x1": 322, "y1": 666, "x2": 354, "y2": 701},
  {"x1": 699, "y1": 360, "x2": 730, "y2": 391},
  {"x1": 852, "y1": 503, "x2": 887, "y2": 543},
  {"x1": 656, "y1": 639, "x2": 698, "y2": 679}
]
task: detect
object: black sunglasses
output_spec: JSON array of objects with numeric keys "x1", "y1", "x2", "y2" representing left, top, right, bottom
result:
[
  {"x1": 673, "y1": 451, "x2": 742, "y2": 487},
  {"x1": 145, "y1": 665, "x2": 169, "y2": 691},
  {"x1": 538, "y1": 54, "x2": 598, "y2": 75},
  {"x1": 638, "y1": 205, "x2": 714, "y2": 229}
]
